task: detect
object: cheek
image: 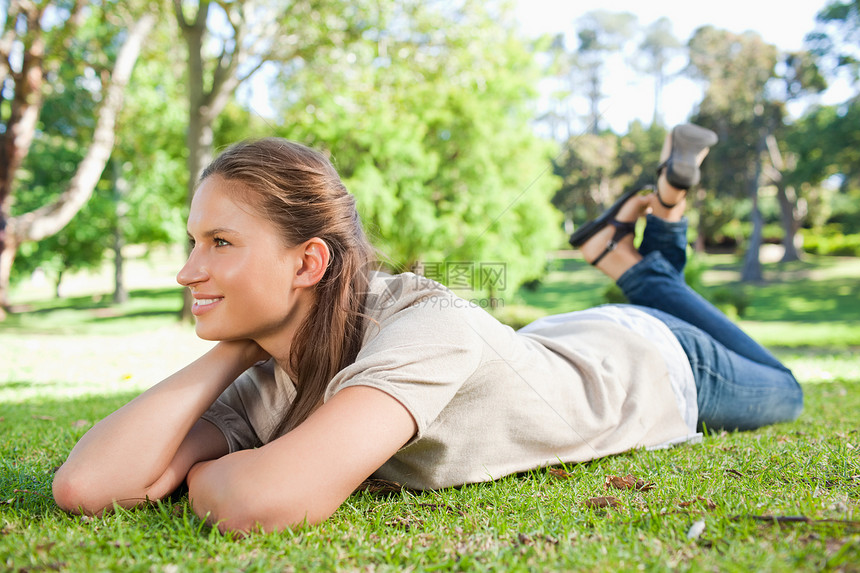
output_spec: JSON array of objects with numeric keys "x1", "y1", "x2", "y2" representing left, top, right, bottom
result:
[{"x1": 234, "y1": 260, "x2": 295, "y2": 304}]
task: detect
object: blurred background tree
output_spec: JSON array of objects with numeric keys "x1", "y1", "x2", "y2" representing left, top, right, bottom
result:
[
  {"x1": 12, "y1": 8, "x2": 186, "y2": 303},
  {"x1": 272, "y1": 0, "x2": 562, "y2": 298},
  {"x1": 3, "y1": 0, "x2": 860, "y2": 319},
  {"x1": 0, "y1": 0, "x2": 154, "y2": 317}
]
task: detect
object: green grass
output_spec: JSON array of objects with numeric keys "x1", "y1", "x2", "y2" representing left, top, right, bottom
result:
[{"x1": 1, "y1": 252, "x2": 858, "y2": 571}]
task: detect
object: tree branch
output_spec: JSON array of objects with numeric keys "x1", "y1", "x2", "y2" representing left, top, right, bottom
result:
[
  {"x1": 205, "y1": 2, "x2": 245, "y2": 107},
  {"x1": 10, "y1": 14, "x2": 156, "y2": 243},
  {"x1": 173, "y1": 0, "x2": 192, "y2": 30}
]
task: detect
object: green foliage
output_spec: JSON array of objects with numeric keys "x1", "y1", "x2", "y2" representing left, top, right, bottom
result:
[
  {"x1": 272, "y1": 0, "x2": 563, "y2": 295},
  {"x1": 11, "y1": 8, "x2": 187, "y2": 291},
  {"x1": 807, "y1": 0, "x2": 860, "y2": 84},
  {"x1": 787, "y1": 98, "x2": 860, "y2": 196},
  {"x1": 708, "y1": 286, "x2": 752, "y2": 319},
  {"x1": 801, "y1": 227, "x2": 860, "y2": 256},
  {"x1": 553, "y1": 123, "x2": 665, "y2": 228}
]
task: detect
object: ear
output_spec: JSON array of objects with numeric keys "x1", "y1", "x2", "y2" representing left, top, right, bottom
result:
[{"x1": 293, "y1": 238, "x2": 330, "y2": 288}]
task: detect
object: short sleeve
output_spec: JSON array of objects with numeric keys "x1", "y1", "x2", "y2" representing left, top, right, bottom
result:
[
  {"x1": 324, "y1": 294, "x2": 484, "y2": 437},
  {"x1": 200, "y1": 359, "x2": 296, "y2": 452}
]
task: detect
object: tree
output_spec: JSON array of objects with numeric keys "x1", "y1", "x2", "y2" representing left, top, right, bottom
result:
[
  {"x1": 173, "y1": 0, "x2": 377, "y2": 319},
  {"x1": 806, "y1": 0, "x2": 860, "y2": 85},
  {"x1": 0, "y1": 1, "x2": 154, "y2": 317},
  {"x1": 9, "y1": 9, "x2": 186, "y2": 302},
  {"x1": 634, "y1": 17, "x2": 682, "y2": 127},
  {"x1": 535, "y1": 33, "x2": 578, "y2": 142},
  {"x1": 104, "y1": 18, "x2": 189, "y2": 303},
  {"x1": 273, "y1": 0, "x2": 562, "y2": 298},
  {"x1": 687, "y1": 26, "x2": 780, "y2": 281},
  {"x1": 762, "y1": 51, "x2": 826, "y2": 262},
  {"x1": 573, "y1": 10, "x2": 636, "y2": 134},
  {"x1": 552, "y1": 132, "x2": 619, "y2": 224},
  {"x1": 785, "y1": 98, "x2": 860, "y2": 231}
]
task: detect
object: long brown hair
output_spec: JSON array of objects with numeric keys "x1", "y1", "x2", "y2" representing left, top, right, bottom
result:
[{"x1": 200, "y1": 138, "x2": 374, "y2": 434}]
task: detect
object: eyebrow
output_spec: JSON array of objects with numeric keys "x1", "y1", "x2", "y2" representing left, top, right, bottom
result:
[{"x1": 187, "y1": 227, "x2": 239, "y2": 239}]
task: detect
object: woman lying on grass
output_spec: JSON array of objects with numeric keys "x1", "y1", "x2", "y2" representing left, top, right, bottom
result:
[{"x1": 53, "y1": 125, "x2": 803, "y2": 533}]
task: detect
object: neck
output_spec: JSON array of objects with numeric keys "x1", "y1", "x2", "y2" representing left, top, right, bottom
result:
[{"x1": 256, "y1": 290, "x2": 315, "y2": 380}]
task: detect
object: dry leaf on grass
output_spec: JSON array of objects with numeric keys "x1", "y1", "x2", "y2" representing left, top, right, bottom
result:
[
  {"x1": 678, "y1": 496, "x2": 717, "y2": 510},
  {"x1": 385, "y1": 516, "x2": 423, "y2": 530},
  {"x1": 583, "y1": 496, "x2": 622, "y2": 509},
  {"x1": 604, "y1": 474, "x2": 655, "y2": 491},
  {"x1": 547, "y1": 467, "x2": 574, "y2": 479},
  {"x1": 417, "y1": 502, "x2": 465, "y2": 516},
  {"x1": 514, "y1": 533, "x2": 559, "y2": 546},
  {"x1": 355, "y1": 478, "x2": 403, "y2": 495}
]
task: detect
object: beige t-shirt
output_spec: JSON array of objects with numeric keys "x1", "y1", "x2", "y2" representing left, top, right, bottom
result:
[{"x1": 202, "y1": 272, "x2": 693, "y2": 490}]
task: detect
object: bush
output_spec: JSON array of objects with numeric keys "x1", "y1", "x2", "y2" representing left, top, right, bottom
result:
[
  {"x1": 708, "y1": 286, "x2": 752, "y2": 319},
  {"x1": 491, "y1": 304, "x2": 548, "y2": 330},
  {"x1": 801, "y1": 227, "x2": 860, "y2": 256},
  {"x1": 603, "y1": 283, "x2": 627, "y2": 304}
]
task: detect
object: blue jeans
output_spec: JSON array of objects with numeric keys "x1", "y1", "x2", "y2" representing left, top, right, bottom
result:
[{"x1": 616, "y1": 215, "x2": 803, "y2": 431}]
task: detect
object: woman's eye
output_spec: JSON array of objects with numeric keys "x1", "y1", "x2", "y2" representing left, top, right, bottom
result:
[{"x1": 214, "y1": 238, "x2": 230, "y2": 247}]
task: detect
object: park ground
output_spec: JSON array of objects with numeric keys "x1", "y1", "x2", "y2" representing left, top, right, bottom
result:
[{"x1": 1, "y1": 248, "x2": 858, "y2": 572}]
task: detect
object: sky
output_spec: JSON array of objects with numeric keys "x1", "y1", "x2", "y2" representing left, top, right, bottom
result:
[{"x1": 513, "y1": 0, "x2": 842, "y2": 132}]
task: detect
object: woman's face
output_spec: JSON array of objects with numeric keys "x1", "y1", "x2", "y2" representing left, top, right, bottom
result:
[{"x1": 177, "y1": 176, "x2": 308, "y2": 347}]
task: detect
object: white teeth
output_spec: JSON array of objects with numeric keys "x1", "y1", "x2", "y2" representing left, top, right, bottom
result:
[{"x1": 195, "y1": 298, "x2": 219, "y2": 306}]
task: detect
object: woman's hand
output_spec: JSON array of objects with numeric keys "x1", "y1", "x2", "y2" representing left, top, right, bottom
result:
[
  {"x1": 53, "y1": 342, "x2": 264, "y2": 515},
  {"x1": 218, "y1": 338, "x2": 271, "y2": 369},
  {"x1": 185, "y1": 385, "x2": 417, "y2": 533}
]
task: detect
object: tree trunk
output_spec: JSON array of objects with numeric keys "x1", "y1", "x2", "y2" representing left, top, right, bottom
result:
[
  {"x1": 764, "y1": 134, "x2": 804, "y2": 263},
  {"x1": 741, "y1": 132, "x2": 767, "y2": 282},
  {"x1": 112, "y1": 226, "x2": 127, "y2": 304},
  {"x1": 0, "y1": 14, "x2": 154, "y2": 315},
  {"x1": 112, "y1": 161, "x2": 129, "y2": 304},
  {"x1": 0, "y1": 237, "x2": 17, "y2": 320},
  {"x1": 693, "y1": 188, "x2": 707, "y2": 253},
  {"x1": 776, "y1": 184, "x2": 804, "y2": 263},
  {"x1": 55, "y1": 267, "x2": 64, "y2": 299},
  {"x1": 179, "y1": 108, "x2": 217, "y2": 320},
  {"x1": 741, "y1": 192, "x2": 764, "y2": 282},
  {"x1": 175, "y1": 0, "x2": 245, "y2": 321},
  {"x1": 587, "y1": 68, "x2": 601, "y2": 134},
  {"x1": 0, "y1": 5, "x2": 47, "y2": 316}
]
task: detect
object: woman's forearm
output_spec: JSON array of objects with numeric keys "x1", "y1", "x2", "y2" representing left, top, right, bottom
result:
[{"x1": 53, "y1": 340, "x2": 262, "y2": 514}]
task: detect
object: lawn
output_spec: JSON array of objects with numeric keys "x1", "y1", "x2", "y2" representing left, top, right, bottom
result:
[{"x1": 1, "y1": 252, "x2": 858, "y2": 572}]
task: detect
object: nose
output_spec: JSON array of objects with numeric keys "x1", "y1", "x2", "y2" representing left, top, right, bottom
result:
[{"x1": 176, "y1": 248, "x2": 208, "y2": 287}]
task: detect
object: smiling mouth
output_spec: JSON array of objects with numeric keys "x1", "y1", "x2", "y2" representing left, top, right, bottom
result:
[{"x1": 191, "y1": 296, "x2": 223, "y2": 316}]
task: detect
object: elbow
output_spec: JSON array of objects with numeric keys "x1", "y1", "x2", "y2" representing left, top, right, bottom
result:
[
  {"x1": 52, "y1": 464, "x2": 98, "y2": 515},
  {"x1": 52, "y1": 463, "x2": 127, "y2": 516},
  {"x1": 187, "y1": 464, "x2": 332, "y2": 534},
  {"x1": 188, "y1": 484, "x2": 325, "y2": 534}
]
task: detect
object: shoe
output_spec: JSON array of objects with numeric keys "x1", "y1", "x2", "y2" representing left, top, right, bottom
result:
[
  {"x1": 569, "y1": 186, "x2": 645, "y2": 248},
  {"x1": 656, "y1": 124, "x2": 718, "y2": 194},
  {"x1": 568, "y1": 186, "x2": 645, "y2": 266}
]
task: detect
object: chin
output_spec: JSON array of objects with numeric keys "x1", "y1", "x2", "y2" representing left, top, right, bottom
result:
[{"x1": 194, "y1": 324, "x2": 225, "y2": 342}]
